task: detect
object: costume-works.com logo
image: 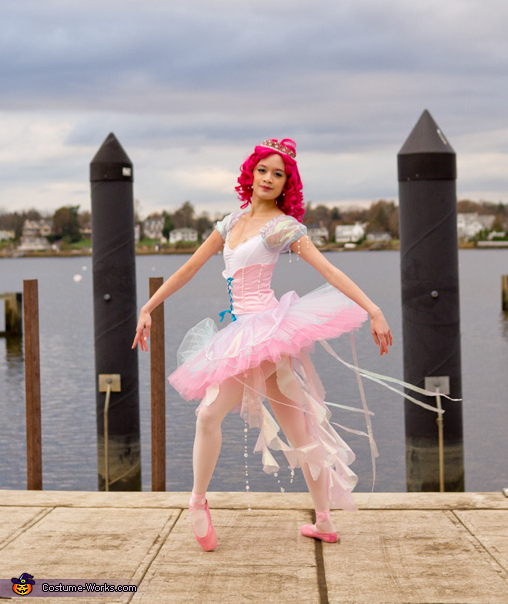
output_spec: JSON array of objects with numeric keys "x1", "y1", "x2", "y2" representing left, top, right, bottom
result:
[{"x1": 11, "y1": 573, "x2": 35, "y2": 595}]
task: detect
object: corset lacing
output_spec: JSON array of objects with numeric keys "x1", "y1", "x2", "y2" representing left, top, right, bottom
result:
[{"x1": 219, "y1": 277, "x2": 237, "y2": 322}]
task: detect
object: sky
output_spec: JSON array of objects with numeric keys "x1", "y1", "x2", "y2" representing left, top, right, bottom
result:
[{"x1": 1, "y1": 0, "x2": 507, "y2": 219}]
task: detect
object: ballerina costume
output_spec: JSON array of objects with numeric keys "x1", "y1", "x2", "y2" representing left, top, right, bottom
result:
[{"x1": 168, "y1": 210, "x2": 368, "y2": 511}]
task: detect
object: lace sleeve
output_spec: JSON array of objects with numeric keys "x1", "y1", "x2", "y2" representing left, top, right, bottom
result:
[
  {"x1": 261, "y1": 215, "x2": 307, "y2": 253},
  {"x1": 214, "y1": 211, "x2": 243, "y2": 240}
]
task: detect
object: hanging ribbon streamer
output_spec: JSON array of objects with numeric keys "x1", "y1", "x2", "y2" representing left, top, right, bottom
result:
[
  {"x1": 228, "y1": 333, "x2": 462, "y2": 505},
  {"x1": 321, "y1": 334, "x2": 461, "y2": 501},
  {"x1": 319, "y1": 338, "x2": 461, "y2": 413},
  {"x1": 349, "y1": 333, "x2": 378, "y2": 496}
]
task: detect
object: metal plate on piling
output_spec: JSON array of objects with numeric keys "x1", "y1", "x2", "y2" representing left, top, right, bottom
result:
[
  {"x1": 424, "y1": 376, "x2": 450, "y2": 395},
  {"x1": 98, "y1": 374, "x2": 121, "y2": 392}
]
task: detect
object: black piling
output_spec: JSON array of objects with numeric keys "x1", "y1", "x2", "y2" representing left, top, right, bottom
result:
[
  {"x1": 90, "y1": 133, "x2": 141, "y2": 491},
  {"x1": 398, "y1": 110, "x2": 464, "y2": 492}
]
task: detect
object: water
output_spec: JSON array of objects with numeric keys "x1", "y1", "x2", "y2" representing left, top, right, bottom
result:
[{"x1": 1, "y1": 250, "x2": 507, "y2": 493}]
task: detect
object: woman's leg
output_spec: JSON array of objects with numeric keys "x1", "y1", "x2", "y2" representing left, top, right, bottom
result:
[
  {"x1": 190, "y1": 376, "x2": 244, "y2": 537},
  {"x1": 264, "y1": 367, "x2": 336, "y2": 534}
]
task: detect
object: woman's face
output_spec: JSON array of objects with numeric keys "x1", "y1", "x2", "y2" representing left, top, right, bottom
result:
[{"x1": 251, "y1": 154, "x2": 287, "y2": 203}]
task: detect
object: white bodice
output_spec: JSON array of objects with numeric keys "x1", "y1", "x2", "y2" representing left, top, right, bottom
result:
[
  {"x1": 215, "y1": 211, "x2": 307, "y2": 318},
  {"x1": 223, "y1": 234, "x2": 278, "y2": 278}
]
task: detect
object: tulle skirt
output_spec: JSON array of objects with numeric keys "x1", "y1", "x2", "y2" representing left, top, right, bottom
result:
[{"x1": 168, "y1": 283, "x2": 369, "y2": 511}]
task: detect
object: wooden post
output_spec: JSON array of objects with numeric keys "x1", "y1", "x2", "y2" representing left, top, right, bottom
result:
[
  {"x1": 150, "y1": 277, "x2": 166, "y2": 491},
  {"x1": 23, "y1": 280, "x2": 42, "y2": 490},
  {"x1": 0, "y1": 292, "x2": 22, "y2": 337},
  {"x1": 502, "y1": 275, "x2": 508, "y2": 312}
]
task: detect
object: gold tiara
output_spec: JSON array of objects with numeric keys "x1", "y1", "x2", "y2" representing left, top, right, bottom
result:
[{"x1": 259, "y1": 139, "x2": 296, "y2": 159}]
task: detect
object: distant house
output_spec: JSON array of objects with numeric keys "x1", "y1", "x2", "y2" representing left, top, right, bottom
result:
[
  {"x1": 457, "y1": 213, "x2": 495, "y2": 240},
  {"x1": 307, "y1": 226, "x2": 329, "y2": 246},
  {"x1": 79, "y1": 223, "x2": 92, "y2": 239},
  {"x1": 21, "y1": 219, "x2": 52, "y2": 237},
  {"x1": 366, "y1": 232, "x2": 392, "y2": 243},
  {"x1": 488, "y1": 231, "x2": 506, "y2": 240},
  {"x1": 17, "y1": 219, "x2": 52, "y2": 252},
  {"x1": 0, "y1": 230, "x2": 15, "y2": 241},
  {"x1": 335, "y1": 223, "x2": 366, "y2": 243},
  {"x1": 169, "y1": 228, "x2": 198, "y2": 244},
  {"x1": 143, "y1": 217, "x2": 164, "y2": 240},
  {"x1": 38, "y1": 221, "x2": 52, "y2": 237}
]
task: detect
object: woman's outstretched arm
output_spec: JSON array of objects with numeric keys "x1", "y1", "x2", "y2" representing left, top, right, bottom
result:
[
  {"x1": 132, "y1": 229, "x2": 224, "y2": 351},
  {"x1": 291, "y1": 236, "x2": 393, "y2": 355}
]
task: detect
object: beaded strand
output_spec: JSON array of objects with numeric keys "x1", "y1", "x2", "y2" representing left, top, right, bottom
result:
[
  {"x1": 244, "y1": 420, "x2": 251, "y2": 512},
  {"x1": 289, "y1": 234, "x2": 310, "y2": 263},
  {"x1": 272, "y1": 465, "x2": 296, "y2": 494}
]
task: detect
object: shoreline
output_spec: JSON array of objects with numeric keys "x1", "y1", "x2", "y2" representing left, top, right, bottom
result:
[{"x1": 2, "y1": 241, "x2": 506, "y2": 259}]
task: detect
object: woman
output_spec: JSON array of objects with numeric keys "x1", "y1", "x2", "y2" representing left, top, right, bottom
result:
[{"x1": 132, "y1": 138, "x2": 392, "y2": 551}]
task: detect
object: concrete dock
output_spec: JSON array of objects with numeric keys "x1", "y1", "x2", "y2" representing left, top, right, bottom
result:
[{"x1": 0, "y1": 490, "x2": 507, "y2": 603}]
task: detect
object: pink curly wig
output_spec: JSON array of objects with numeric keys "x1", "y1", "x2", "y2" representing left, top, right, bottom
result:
[{"x1": 235, "y1": 138, "x2": 305, "y2": 222}]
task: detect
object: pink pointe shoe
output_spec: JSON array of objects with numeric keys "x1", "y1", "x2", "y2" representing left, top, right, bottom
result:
[
  {"x1": 189, "y1": 494, "x2": 217, "y2": 552},
  {"x1": 300, "y1": 510, "x2": 339, "y2": 543}
]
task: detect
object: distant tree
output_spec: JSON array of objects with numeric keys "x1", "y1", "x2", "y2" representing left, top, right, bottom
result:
[
  {"x1": 388, "y1": 208, "x2": 399, "y2": 239},
  {"x1": 457, "y1": 200, "x2": 476, "y2": 213},
  {"x1": 79, "y1": 210, "x2": 91, "y2": 228},
  {"x1": 303, "y1": 203, "x2": 331, "y2": 227},
  {"x1": 162, "y1": 211, "x2": 174, "y2": 239},
  {"x1": 195, "y1": 212, "x2": 213, "y2": 236},
  {"x1": 173, "y1": 201, "x2": 195, "y2": 229},
  {"x1": 314, "y1": 205, "x2": 331, "y2": 227},
  {"x1": 53, "y1": 206, "x2": 82, "y2": 242},
  {"x1": 366, "y1": 201, "x2": 397, "y2": 234},
  {"x1": 492, "y1": 215, "x2": 506, "y2": 232},
  {"x1": 457, "y1": 199, "x2": 507, "y2": 220},
  {"x1": 25, "y1": 208, "x2": 42, "y2": 221},
  {"x1": 0, "y1": 212, "x2": 24, "y2": 238},
  {"x1": 331, "y1": 207, "x2": 342, "y2": 221},
  {"x1": 478, "y1": 202, "x2": 500, "y2": 215},
  {"x1": 341, "y1": 207, "x2": 367, "y2": 223}
]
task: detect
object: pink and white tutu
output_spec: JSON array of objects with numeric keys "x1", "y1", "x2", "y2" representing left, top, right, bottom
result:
[
  {"x1": 168, "y1": 211, "x2": 369, "y2": 511},
  {"x1": 169, "y1": 283, "x2": 366, "y2": 401}
]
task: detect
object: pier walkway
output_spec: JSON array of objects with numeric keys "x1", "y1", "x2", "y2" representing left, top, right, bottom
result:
[{"x1": 1, "y1": 490, "x2": 507, "y2": 603}]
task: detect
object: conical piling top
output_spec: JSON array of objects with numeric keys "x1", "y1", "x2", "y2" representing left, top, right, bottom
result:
[
  {"x1": 398, "y1": 110, "x2": 456, "y2": 181},
  {"x1": 90, "y1": 133, "x2": 133, "y2": 182},
  {"x1": 399, "y1": 110, "x2": 455, "y2": 155}
]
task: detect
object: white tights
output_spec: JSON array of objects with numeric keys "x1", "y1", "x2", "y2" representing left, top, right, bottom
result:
[{"x1": 190, "y1": 361, "x2": 335, "y2": 535}]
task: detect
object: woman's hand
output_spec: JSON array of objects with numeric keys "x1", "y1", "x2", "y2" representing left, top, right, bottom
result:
[
  {"x1": 370, "y1": 308, "x2": 393, "y2": 356},
  {"x1": 132, "y1": 308, "x2": 152, "y2": 352}
]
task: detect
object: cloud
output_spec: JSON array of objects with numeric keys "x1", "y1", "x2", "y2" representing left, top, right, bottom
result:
[{"x1": 1, "y1": 0, "x2": 508, "y2": 215}]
